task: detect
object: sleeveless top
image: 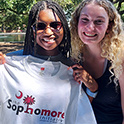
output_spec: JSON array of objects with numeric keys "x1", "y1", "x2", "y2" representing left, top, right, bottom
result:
[{"x1": 91, "y1": 60, "x2": 123, "y2": 124}]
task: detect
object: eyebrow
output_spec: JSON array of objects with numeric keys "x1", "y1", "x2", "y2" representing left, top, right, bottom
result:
[
  {"x1": 80, "y1": 14, "x2": 106, "y2": 19},
  {"x1": 80, "y1": 13, "x2": 88, "y2": 17},
  {"x1": 96, "y1": 16, "x2": 106, "y2": 19}
]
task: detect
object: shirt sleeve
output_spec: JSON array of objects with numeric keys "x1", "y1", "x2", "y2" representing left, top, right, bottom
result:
[{"x1": 6, "y1": 49, "x2": 23, "y2": 56}]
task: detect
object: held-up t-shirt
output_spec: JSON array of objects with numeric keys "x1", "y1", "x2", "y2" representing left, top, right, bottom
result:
[{"x1": 0, "y1": 55, "x2": 96, "y2": 124}]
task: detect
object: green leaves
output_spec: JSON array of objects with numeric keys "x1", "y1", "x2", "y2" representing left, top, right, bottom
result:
[
  {"x1": 0, "y1": 0, "x2": 33, "y2": 31},
  {"x1": 0, "y1": 0, "x2": 123, "y2": 32}
]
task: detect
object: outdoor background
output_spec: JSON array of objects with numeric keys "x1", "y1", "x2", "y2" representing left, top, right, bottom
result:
[{"x1": 0, "y1": 0, "x2": 124, "y2": 54}]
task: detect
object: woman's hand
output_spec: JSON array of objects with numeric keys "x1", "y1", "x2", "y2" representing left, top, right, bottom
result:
[
  {"x1": 0, "y1": 52, "x2": 6, "y2": 64},
  {"x1": 68, "y1": 64, "x2": 98, "y2": 92}
]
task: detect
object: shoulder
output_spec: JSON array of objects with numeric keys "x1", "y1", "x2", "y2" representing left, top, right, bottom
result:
[
  {"x1": 6, "y1": 49, "x2": 23, "y2": 56},
  {"x1": 5, "y1": 55, "x2": 27, "y2": 61},
  {"x1": 4, "y1": 55, "x2": 28, "y2": 68},
  {"x1": 61, "y1": 56, "x2": 75, "y2": 66}
]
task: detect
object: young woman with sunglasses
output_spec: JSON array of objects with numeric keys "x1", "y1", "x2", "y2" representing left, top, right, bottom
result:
[{"x1": 0, "y1": 0, "x2": 97, "y2": 124}]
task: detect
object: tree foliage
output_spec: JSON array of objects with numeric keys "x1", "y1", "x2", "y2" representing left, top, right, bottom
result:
[
  {"x1": 0, "y1": 0, "x2": 124, "y2": 32},
  {"x1": 0, "y1": 0, "x2": 37, "y2": 31}
]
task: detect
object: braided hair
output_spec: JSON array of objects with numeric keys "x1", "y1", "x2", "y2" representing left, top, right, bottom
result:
[{"x1": 23, "y1": 0, "x2": 71, "y2": 58}]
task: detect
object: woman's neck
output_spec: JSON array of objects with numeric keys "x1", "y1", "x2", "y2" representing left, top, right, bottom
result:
[
  {"x1": 35, "y1": 45, "x2": 60, "y2": 56},
  {"x1": 82, "y1": 44, "x2": 106, "y2": 79},
  {"x1": 84, "y1": 44, "x2": 102, "y2": 59}
]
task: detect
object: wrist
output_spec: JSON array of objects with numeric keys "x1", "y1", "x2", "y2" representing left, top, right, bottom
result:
[
  {"x1": 87, "y1": 76, "x2": 98, "y2": 92},
  {"x1": 86, "y1": 88, "x2": 98, "y2": 98}
]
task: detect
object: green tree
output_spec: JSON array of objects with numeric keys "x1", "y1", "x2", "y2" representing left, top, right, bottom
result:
[
  {"x1": 53, "y1": 0, "x2": 124, "y2": 22},
  {"x1": 0, "y1": 0, "x2": 123, "y2": 32},
  {"x1": 112, "y1": 0, "x2": 124, "y2": 21},
  {"x1": 53, "y1": 0, "x2": 82, "y2": 21},
  {"x1": 0, "y1": 0, "x2": 37, "y2": 31}
]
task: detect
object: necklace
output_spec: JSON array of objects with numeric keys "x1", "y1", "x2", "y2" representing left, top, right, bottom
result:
[{"x1": 47, "y1": 56, "x2": 51, "y2": 61}]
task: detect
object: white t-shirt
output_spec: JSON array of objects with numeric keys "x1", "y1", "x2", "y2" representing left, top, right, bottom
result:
[{"x1": 0, "y1": 55, "x2": 96, "y2": 124}]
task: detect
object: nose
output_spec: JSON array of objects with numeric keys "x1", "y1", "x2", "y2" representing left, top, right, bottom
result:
[
  {"x1": 87, "y1": 21, "x2": 95, "y2": 30},
  {"x1": 44, "y1": 26, "x2": 54, "y2": 35}
]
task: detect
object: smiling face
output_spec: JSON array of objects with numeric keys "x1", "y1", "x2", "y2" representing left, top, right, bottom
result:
[
  {"x1": 78, "y1": 3, "x2": 109, "y2": 46},
  {"x1": 34, "y1": 9, "x2": 64, "y2": 56}
]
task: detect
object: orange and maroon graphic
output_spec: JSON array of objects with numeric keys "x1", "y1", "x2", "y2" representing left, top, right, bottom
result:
[
  {"x1": 23, "y1": 95, "x2": 35, "y2": 114},
  {"x1": 15, "y1": 90, "x2": 23, "y2": 99},
  {"x1": 7, "y1": 90, "x2": 65, "y2": 123}
]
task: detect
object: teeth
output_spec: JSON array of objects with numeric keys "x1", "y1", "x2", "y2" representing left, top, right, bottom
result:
[
  {"x1": 43, "y1": 38, "x2": 55, "y2": 42},
  {"x1": 85, "y1": 33, "x2": 96, "y2": 37}
]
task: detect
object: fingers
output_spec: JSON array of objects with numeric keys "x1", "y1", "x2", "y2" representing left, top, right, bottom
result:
[
  {"x1": 0, "y1": 52, "x2": 6, "y2": 57},
  {"x1": 68, "y1": 64, "x2": 83, "y2": 75},
  {"x1": 68, "y1": 64, "x2": 84, "y2": 84},
  {"x1": 68, "y1": 64, "x2": 98, "y2": 91},
  {"x1": 73, "y1": 73, "x2": 82, "y2": 84},
  {"x1": 71, "y1": 64, "x2": 83, "y2": 70},
  {"x1": 3, "y1": 54, "x2": 6, "y2": 57},
  {"x1": 0, "y1": 52, "x2": 6, "y2": 64}
]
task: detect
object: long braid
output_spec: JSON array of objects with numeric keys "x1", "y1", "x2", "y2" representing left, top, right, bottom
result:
[
  {"x1": 33, "y1": 2, "x2": 46, "y2": 55},
  {"x1": 23, "y1": 1, "x2": 45, "y2": 55}
]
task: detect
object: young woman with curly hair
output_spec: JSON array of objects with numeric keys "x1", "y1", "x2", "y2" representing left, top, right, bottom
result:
[
  {"x1": 0, "y1": 0, "x2": 97, "y2": 123},
  {"x1": 70, "y1": 0, "x2": 124, "y2": 123}
]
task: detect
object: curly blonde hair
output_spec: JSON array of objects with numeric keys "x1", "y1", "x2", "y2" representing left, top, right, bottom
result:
[{"x1": 70, "y1": 0, "x2": 124, "y2": 82}]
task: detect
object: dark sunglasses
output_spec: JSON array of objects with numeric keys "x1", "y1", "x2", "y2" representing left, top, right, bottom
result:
[{"x1": 32, "y1": 21, "x2": 62, "y2": 32}]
